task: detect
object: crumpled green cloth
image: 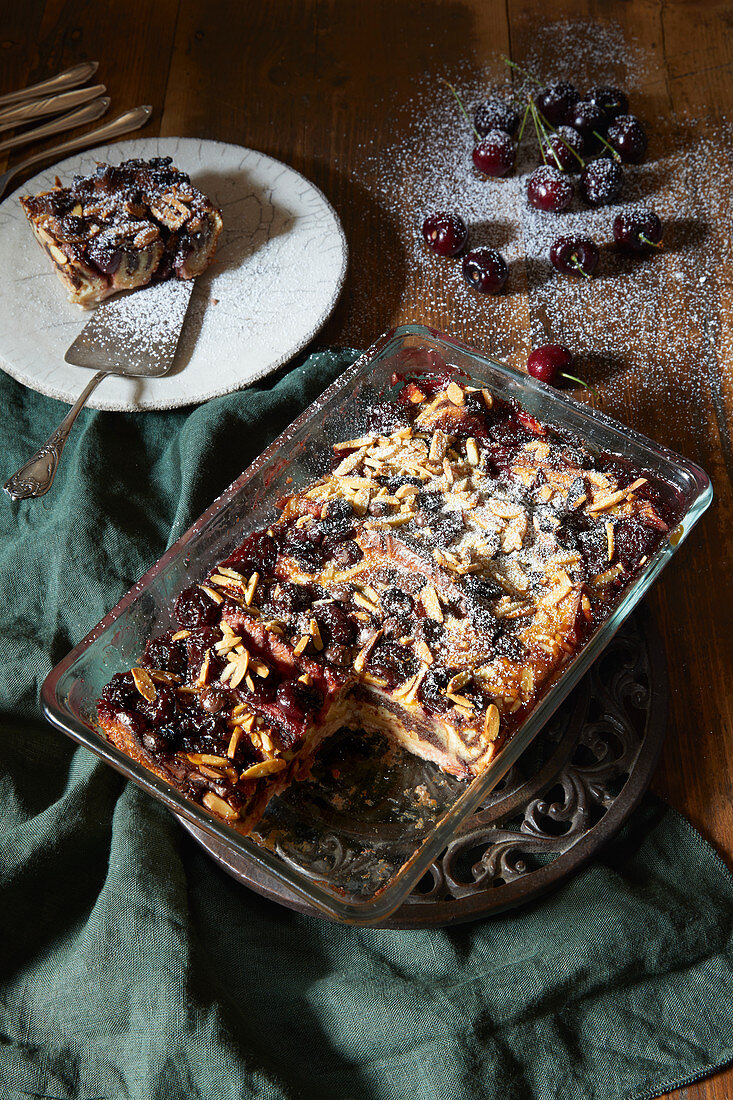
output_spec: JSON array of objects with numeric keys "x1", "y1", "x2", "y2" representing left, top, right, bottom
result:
[{"x1": 0, "y1": 347, "x2": 732, "y2": 1100}]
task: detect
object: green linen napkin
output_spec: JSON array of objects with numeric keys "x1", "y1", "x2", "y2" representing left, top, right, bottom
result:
[{"x1": 0, "y1": 347, "x2": 732, "y2": 1100}]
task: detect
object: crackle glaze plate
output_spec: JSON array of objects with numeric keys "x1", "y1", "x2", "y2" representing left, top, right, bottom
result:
[{"x1": 0, "y1": 137, "x2": 347, "y2": 411}]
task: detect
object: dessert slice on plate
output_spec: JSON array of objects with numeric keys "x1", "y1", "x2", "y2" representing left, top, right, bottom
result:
[{"x1": 20, "y1": 156, "x2": 222, "y2": 306}]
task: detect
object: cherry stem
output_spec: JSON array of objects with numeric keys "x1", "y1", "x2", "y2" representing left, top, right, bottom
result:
[
  {"x1": 502, "y1": 55, "x2": 542, "y2": 86},
  {"x1": 560, "y1": 371, "x2": 600, "y2": 400},
  {"x1": 591, "y1": 129, "x2": 622, "y2": 161},
  {"x1": 528, "y1": 98, "x2": 550, "y2": 166},
  {"x1": 531, "y1": 100, "x2": 563, "y2": 170},
  {"x1": 569, "y1": 255, "x2": 592, "y2": 281},
  {"x1": 534, "y1": 103, "x2": 586, "y2": 168},
  {"x1": 440, "y1": 77, "x2": 481, "y2": 143},
  {"x1": 516, "y1": 99, "x2": 532, "y2": 146},
  {"x1": 640, "y1": 233, "x2": 663, "y2": 249}
]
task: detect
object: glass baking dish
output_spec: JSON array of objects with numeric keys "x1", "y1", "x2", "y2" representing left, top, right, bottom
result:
[{"x1": 41, "y1": 324, "x2": 712, "y2": 923}]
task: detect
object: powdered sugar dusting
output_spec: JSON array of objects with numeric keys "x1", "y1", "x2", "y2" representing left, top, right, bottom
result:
[{"x1": 351, "y1": 19, "x2": 733, "y2": 456}]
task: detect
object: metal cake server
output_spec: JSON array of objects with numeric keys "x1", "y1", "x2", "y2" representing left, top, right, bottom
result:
[{"x1": 4, "y1": 278, "x2": 195, "y2": 502}]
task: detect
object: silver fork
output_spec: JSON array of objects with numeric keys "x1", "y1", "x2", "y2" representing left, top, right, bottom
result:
[
  {"x1": 0, "y1": 104, "x2": 153, "y2": 201},
  {"x1": 0, "y1": 61, "x2": 99, "y2": 109}
]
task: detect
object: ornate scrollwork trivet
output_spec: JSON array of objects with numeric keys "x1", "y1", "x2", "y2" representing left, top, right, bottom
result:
[{"x1": 180, "y1": 607, "x2": 667, "y2": 927}]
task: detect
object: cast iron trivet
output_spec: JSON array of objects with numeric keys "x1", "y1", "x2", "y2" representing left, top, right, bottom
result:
[{"x1": 180, "y1": 606, "x2": 667, "y2": 926}]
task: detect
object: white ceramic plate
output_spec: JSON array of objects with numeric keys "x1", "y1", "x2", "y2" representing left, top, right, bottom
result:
[{"x1": 0, "y1": 137, "x2": 347, "y2": 410}]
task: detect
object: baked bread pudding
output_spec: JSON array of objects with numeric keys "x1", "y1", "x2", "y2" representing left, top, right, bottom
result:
[
  {"x1": 97, "y1": 373, "x2": 675, "y2": 834},
  {"x1": 21, "y1": 156, "x2": 222, "y2": 306}
]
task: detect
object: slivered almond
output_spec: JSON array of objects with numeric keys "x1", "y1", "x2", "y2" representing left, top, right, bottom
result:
[
  {"x1": 240, "y1": 758, "x2": 288, "y2": 781},
  {"x1": 297, "y1": 672, "x2": 313, "y2": 686},
  {"x1": 171, "y1": 629, "x2": 191, "y2": 641},
  {"x1": 199, "y1": 584, "x2": 223, "y2": 604},
  {"x1": 429, "y1": 429, "x2": 449, "y2": 464},
  {"x1": 587, "y1": 489, "x2": 626, "y2": 513},
  {"x1": 203, "y1": 792, "x2": 239, "y2": 821},
  {"x1": 484, "y1": 704, "x2": 500, "y2": 741},
  {"x1": 353, "y1": 591, "x2": 380, "y2": 614},
  {"x1": 606, "y1": 521, "x2": 615, "y2": 562},
  {"x1": 309, "y1": 618, "x2": 324, "y2": 651},
  {"x1": 333, "y1": 435, "x2": 377, "y2": 451},
  {"x1": 249, "y1": 657, "x2": 270, "y2": 678},
  {"x1": 210, "y1": 572, "x2": 244, "y2": 589},
  {"x1": 626, "y1": 478, "x2": 647, "y2": 495},
  {"x1": 217, "y1": 565, "x2": 245, "y2": 580},
  {"x1": 446, "y1": 381, "x2": 465, "y2": 406},
  {"x1": 401, "y1": 664, "x2": 429, "y2": 705},
  {"x1": 196, "y1": 649, "x2": 211, "y2": 687},
  {"x1": 395, "y1": 483, "x2": 419, "y2": 499},
  {"x1": 293, "y1": 635, "x2": 310, "y2": 656},
  {"x1": 353, "y1": 628, "x2": 383, "y2": 673},
  {"x1": 420, "y1": 585, "x2": 444, "y2": 622},
  {"x1": 361, "y1": 672, "x2": 389, "y2": 687},
  {"x1": 442, "y1": 457, "x2": 454, "y2": 485},
  {"x1": 131, "y1": 667, "x2": 156, "y2": 703},
  {"x1": 447, "y1": 670, "x2": 471, "y2": 694},
  {"x1": 149, "y1": 670, "x2": 181, "y2": 685},
  {"x1": 414, "y1": 639, "x2": 434, "y2": 665},
  {"x1": 244, "y1": 572, "x2": 259, "y2": 606},
  {"x1": 335, "y1": 450, "x2": 365, "y2": 476},
  {"x1": 227, "y1": 728, "x2": 243, "y2": 759},
  {"x1": 447, "y1": 692, "x2": 474, "y2": 709},
  {"x1": 465, "y1": 438, "x2": 480, "y2": 466}
]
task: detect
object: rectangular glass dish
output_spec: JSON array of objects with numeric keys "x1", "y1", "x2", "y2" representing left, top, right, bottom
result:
[{"x1": 41, "y1": 325, "x2": 712, "y2": 923}]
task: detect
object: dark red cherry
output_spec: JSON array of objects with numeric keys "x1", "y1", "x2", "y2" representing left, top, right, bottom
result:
[
  {"x1": 174, "y1": 585, "x2": 220, "y2": 629},
  {"x1": 566, "y1": 100, "x2": 605, "y2": 150},
  {"x1": 421, "y1": 212, "x2": 468, "y2": 257},
  {"x1": 585, "y1": 85, "x2": 629, "y2": 125},
  {"x1": 461, "y1": 247, "x2": 509, "y2": 294},
  {"x1": 536, "y1": 82, "x2": 578, "y2": 126},
  {"x1": 224, "y1": 531, "x2": 277, "y2": 574},
  {"x1": 580, "y1": 158, "x2": 623, "y2": 206},
  {"x1": 606, "y1": 114, "x2": 648, "y2": 163},
  {"x1": 613, "y1": 209, "x2": 663, "y2": 252},
  {"x1": 549, "y1": 235, "x2": 599, "y2": 277},
  {"x1": 528, "y1": 345, "x2": 572, "y2": 384},
  {"x1": 472, "y1": 129, "x2": 515, "y2": 177},
  {"x1": 541, "y1": 125, "x2": 584, "y2": 172},
  {"x1": 526, "y1": 166, "x2": 574, "y2": 212},
  {"x1": 527, "y1": 345, "x2": 595, "y2": 394},
  {"x1": 474, "y1": 98, "x2": 520, "y2": 137}
]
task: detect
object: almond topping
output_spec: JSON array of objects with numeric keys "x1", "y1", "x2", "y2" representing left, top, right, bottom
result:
[
  {"x1": 171, "y1": 629, "x2": 191, "y2": 641},
  {"x1": 131, "y1": 667, "x2": 156, "y2": 702},
  {"x1": 244, "y1": 572, "x2": 259, "y2": 606},
  {"x1": 353, "y1": 628, "x2": 383, "y2": 673},
  {"x1": 202, "y1": 792, "x2": 239, "y2": 821},
  {"x1": 199, "y1": 584, "x2": 223, "y2": 604},
  {"x1": 484, "y1": 704, "x2": 501, "y2": 741},
  {"x1": 227, "y1": 728, "x2": 243, "y2": 759},
  {"x1": 606, "y1": 521, "x2": 615, "y2": 562},
  {"x1": 446, "y1": 381, "x2": 465, "y2": 406},
  {"x1": 587, "y1": 489, "x2": 626, "y2": 514},
  {"x1": 293, "y1": 635, "x2": 310, "y2": 656},
  {"x1": 420, "y1": 585, "x2": 444, "y2": 622},
  {"x1": 240, "y1": 758, "x2": 288, "y2": 781},
  {"x1": 309, "y1": 618, "x2": 324, "y2": 651}
]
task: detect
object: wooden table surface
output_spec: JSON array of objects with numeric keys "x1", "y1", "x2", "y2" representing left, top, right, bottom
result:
[{"x1": 3, "y1": 1, "x2": 731, "y2": 1097}]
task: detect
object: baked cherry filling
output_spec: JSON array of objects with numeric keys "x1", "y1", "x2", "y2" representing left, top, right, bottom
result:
[{"x1": 97, "y1": 372, "x2": 678, "y2": 833}]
